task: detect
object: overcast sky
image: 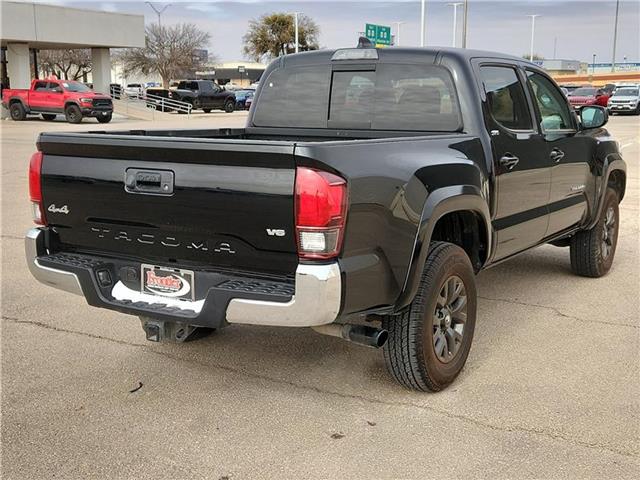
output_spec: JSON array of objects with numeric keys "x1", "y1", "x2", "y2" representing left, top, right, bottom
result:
[{"x1": 32, "y1": 0, "x2": 640, "y2": 63}]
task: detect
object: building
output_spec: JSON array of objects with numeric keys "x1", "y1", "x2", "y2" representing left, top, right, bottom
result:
[
  {"x1": 532, "y1": 59, "x2": 586, "y2": 75},
  {"x1": 1, "y1": 1, "x2": 144, "y2": 94},
  {"x1": 195, "y1": 61, "x2": 266, "y2": 87}
]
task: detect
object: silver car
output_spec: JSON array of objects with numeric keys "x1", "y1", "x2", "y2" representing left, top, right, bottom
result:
[{"x1": 607, "y1": 85, "x2": 640, "y2": 115}]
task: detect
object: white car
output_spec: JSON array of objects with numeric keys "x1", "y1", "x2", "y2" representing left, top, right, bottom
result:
[
  {"x1": 124, "y1": 83, "x2": 144, "y2": 98},
  {"x1": 608, "y1": 85, "x2": 640, "y2": 115}
]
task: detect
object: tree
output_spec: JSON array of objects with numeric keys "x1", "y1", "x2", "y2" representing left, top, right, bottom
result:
[
  {"x1": 243, "y1": 13, "x2": 319, "y2": 62},
  {"x1": 38, "y1": 49, "x2": 92, "y2": 80},
  {"x1": 523, "y1": 53, "x2": 544, "y2": 61},
  {"x1": 117, "y1": 23, "x2": 210, "y2": 88}
]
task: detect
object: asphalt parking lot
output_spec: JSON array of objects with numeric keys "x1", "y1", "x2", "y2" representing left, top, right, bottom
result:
[{"x1": 1, "y1": 113, "x2": 638, "y2": 479}]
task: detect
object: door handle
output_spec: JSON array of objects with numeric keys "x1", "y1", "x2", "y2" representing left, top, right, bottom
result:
[
  {"x1": 550, "y1": 148, "x2": 565, "y2": 163},
  {"x1": 499, "y1": 153, "x2": 520, "y2": 170}
]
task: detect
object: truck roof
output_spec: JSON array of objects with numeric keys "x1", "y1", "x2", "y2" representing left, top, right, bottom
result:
[{"x1": 279, "y1": 46, "x2": 531, "y2": 68}]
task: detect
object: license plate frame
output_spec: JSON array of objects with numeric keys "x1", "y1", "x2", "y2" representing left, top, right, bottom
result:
[{"x1": 141, "y1": 264, "x2": 195, "y2": 301}]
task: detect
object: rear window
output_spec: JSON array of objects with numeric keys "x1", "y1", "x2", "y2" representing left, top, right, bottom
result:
[{"x1": 253, "y1": 63, "x2": 462, "y2": 131}]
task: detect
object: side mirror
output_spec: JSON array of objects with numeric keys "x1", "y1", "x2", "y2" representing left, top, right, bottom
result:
[{"x1": 580, "y1": 105, "x2": 608, "y2": 129}]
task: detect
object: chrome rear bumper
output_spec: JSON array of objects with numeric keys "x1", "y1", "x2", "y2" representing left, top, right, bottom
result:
[{"x1": 25, "y1": 228, "x2": 341, "y2": 327}]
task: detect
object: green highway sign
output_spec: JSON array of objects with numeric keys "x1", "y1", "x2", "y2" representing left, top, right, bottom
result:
[{"x1": 365, "y1": 23, "x2": 391, "y2": 46}]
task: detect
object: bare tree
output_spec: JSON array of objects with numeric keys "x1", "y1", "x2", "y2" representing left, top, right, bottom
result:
[
  {"x1": 243, "y1": 13, "x2": 319, "y2": 62},
  {"x1": 117, "y1": 23, "x2": 211, "y2": 88},
  {"x1": 38, "y1": 49, "x2": 92, "y2": 80}
]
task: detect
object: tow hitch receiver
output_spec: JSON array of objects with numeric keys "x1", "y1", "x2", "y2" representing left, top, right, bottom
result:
[{"x1": 140, "y1": 317, "x2": 199, "y2": 343}]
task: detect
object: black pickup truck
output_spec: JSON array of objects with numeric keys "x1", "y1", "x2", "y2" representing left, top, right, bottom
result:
[
  {"x1": 169, "y1": 80, "x2": 236, "y2": 113},
  {"x1": 26, "y1": 47, "x2": 626, "y2": 391}
]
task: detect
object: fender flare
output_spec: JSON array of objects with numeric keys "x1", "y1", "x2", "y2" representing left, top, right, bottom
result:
[
  {"x1": 64, "y1": 100, "x2": 81, "y2": 110},
  {"x1": 395, "y1": 185, "x2": 491, "y2": 310},
  {"x1": 586, "y1": 155, "x2": 626, "y2": 230},
  {"x1": 8, "y1": 97, "x2": 28, "y2": 112}
]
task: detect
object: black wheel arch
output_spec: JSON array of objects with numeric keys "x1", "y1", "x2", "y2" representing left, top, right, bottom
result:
[
  {"x1": 395, "y1": 186, "x2": 491, "y2": 311},
  {"x1": 8, "y1": 97, "x2": 28, "y2": 111},
  {"x1": 586, "y1": 156, "x2": 626, "y2": 230}
]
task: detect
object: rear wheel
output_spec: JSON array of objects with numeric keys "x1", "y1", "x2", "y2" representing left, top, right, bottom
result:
[
  {"x1": 9, "y1": 102, "x2": 27, "y2": 121},
  {"x1": 570, "y1": 188, "x2": 619, "y2": 277},
  {"x1": 382, "y1": 242, "x2": 477, "y2": 391},
  {"x1": 224, "y1": 99, "x2": 235, "y2": 113},
  {"x1": 41, "y1": 113, "x2": 57, "y2": 121},
  {"x1": 64, "y1": 104, "x2": 82, "y2": 124}
]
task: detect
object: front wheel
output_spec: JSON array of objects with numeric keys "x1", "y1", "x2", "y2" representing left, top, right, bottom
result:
[
  {"x1": 224, "y1": 99, "x2": 235, "y2": 113},
  {"x1": 570, "y1": 187, "x2": 619, "y2": 277},
  {"x1": 64, "y1": 104, "x2": 82, "y2": 124},
  {"x1": 383, "y1": 242, "x2": 477, "y2": 392},
  {"x1": 96, "y1": 112, "x2": 112, "y2": 123}
]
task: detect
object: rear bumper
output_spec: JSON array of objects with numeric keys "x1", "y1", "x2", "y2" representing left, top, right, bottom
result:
[{"x1": 25, "y1": 228, "x2": 341, "y2": 328}]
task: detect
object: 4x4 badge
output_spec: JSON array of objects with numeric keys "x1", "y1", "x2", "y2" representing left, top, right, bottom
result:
[{"x1": 48, "y1": 204, "x2": 69, "y2": 214}]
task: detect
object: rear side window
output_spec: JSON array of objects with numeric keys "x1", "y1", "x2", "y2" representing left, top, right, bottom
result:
[
  {"x1": 34, "y1": 81, "x2": 48, "y2": 91},
  {"x1": 480, "y1": 66, "x2": 532, "y2": 130},
  {"x1": 254, "y1": 63, "x2": 462, "y2": 131}
]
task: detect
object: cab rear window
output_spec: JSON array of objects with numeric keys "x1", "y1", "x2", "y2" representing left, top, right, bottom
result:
[{"x1": 253, "y1": 63, "x2": 462, "y2": 132}]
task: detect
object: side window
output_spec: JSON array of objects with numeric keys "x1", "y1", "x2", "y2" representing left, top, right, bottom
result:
[
  {"x1": 47, "y1": 82, "x2": 62, "y2": 93},
  {"x1": 479, "y1": 66, "x2": 532, "y2": 131},
  {"x1": 34, "y1": 81, "x2": 48, "y2": 91},
  {"x1": 526, "y1": 71, "x2": 574, "y2": 132}
]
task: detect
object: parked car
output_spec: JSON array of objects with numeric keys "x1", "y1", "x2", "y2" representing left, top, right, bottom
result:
[
  {"x1": 25, "y1": 47, "x2": 626, "y2": 392},
  {"x1": 607, "y1": 85, "x2": 640, "y2": 115},
  {"x1": 558, "y1": 84, "x2": 585, "y2": 95},
  {"x1": 2, "y1": 77, "x2": 113, "y2": 123},
  {"x1": 145, "y1": 87, "x2": 174, "y2": 112},
  {"x1": 124, "y1": 83, "x2": 144, "y2": 98},
  {"x1": 567, "y1": 86, "x2": 610, "y2": 109},
  {"x1": 245, "y1": 94, "x2": 253, "y2": 110},
  {"x1": 169, "y1": 80, "x2": 236, "y2": 113},
  {"x1": 234, "y1": 89, "x2": 255, "y2": 110}
]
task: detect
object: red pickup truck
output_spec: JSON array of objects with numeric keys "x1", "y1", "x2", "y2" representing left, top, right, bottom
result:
[{"x1": 2, "y1": 77, "x2": 113, "y2": 124}]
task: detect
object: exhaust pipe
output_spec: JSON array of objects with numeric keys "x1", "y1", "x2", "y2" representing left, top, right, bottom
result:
[{"x1": 312, "y1": 323, "x2": 388, "y2": 348}]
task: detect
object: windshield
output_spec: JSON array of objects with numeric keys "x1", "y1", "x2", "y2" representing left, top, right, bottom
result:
[
  {"x1": 613, "y1": 87, "x2": 639, "y2": 97},
  {"x1": 62, "y1": 81, "x2": 92, "y2": 92},
  {"x1": 253, "y1": 63, "x2": 462, "y2": 131},
  {"x1": 570, "y1": 87, "x2": 597, "y2": 96}
]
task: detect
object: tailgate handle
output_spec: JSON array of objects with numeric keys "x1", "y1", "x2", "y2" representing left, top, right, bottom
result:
[{"x1": 125, "y1": 169, "x2": 174, "y2": 195}]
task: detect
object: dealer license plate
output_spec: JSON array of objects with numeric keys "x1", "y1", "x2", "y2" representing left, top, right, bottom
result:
[{"x1": 141, "y1": 264, "x2": 195, "y2": 301}]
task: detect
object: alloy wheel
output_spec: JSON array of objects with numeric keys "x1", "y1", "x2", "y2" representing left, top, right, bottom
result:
[{"x1": 433, "y1": 275, "x2": 467, "y2": 363}]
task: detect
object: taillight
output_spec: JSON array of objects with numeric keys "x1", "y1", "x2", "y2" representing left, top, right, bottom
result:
[
  {"x1": 29, "y1": 151, "x2": 46, "y2": 225},
  {"x1": 295, "y1": 167, "x2": 347, "y2": 260}
]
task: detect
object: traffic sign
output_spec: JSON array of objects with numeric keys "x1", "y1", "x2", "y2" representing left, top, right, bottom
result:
[{"x1": 365, "y1": 23, "x2": 391, "y2": 46}]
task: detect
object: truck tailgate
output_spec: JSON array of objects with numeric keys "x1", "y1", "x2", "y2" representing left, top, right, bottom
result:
[{"x1": 38, "y1": 133, "x2": 298, "y2": 276}]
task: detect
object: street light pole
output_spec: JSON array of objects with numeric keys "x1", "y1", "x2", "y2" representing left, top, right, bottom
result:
[
  {"x1": 393, "y1": 21, "x2": 405, "y2": 46},
  {"x1": 461, "y1": 0, "x2": 468, "y2": 48},
  {"x1": 527, "y1": 14, "x2": 540, "y2": 62},
  {"x1": 448, "y1": 3, "x2": 463, "y2": 47},
  {"x1": 145, "y1": 2, "x2": 171, "y2": 27},
  {"x1": 292, "y1": 12, "x2": 300, "y2": 54},
  {"x1": 592, "y1": 54, "x2": 597, "y2": 74},
  {"x1": 420, "y1": 0, "x2": 426, "y2": 47},
  {"x1": 611, "y1": 0, "x2": 620, "y2": 72}
]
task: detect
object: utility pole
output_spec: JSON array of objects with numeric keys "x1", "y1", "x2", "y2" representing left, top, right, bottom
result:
[
  {"x1": 291, "y1": 12, "x2": 300, "y2": 53},
  {"x1": 611, "y1": 0, "x2": 620, "y2": 72},
  {"x1": 592, "y1": 53, "x2": 597, "y2": 74},
  {"x1": 420, "y1": 0, "x2": 426, "y2": 47},
  {"x1": 527, "y1": 14, "x2": 540, "y2": 62},
  {"x1": 448, "y1": 3, "x2": 463, "y2": 47},
  {"x1": 145, "y1": 2, "x2": 171, "y2": 27},
  {"x1": 461, "y1": 0, "x2": 469, "y2": 48},
  {"x1": 393, "y1": 21, "x2": 405, "y2": 46},
  {"x1": 553, "y1": 37, "x2": 557, "y2": 59}
]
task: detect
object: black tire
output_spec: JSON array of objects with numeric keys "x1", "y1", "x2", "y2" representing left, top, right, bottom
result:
[
  {"x1": 224, "y1": 99, "x2": 235, "y2": 113},
  {"x1": 64, "y1": 104, "x2": 82, "y2": 124},
  {"x1": 96, "y1": 112, "x2": 112, "y2": 123},
  {"x1": 382, "y1": 242, "x2": 477, "y2": 392},
  {"x1": 9, "y1": 102, "x2": 27, "y2": 121},
  {"x1": 41, "y1": 113, "x2": 57, "y2": 121},
  {"x1": 203, "y1": 108, "x2": 212, "y2": 113},
  {"x1": 570, "y1": 187, "x2": 619, "y2": 277}
]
